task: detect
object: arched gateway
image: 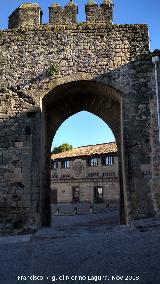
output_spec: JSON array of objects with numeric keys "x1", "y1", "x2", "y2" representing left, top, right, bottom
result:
[{"x1": 0, "y1": 1, "x2": 159, "y2": 228}]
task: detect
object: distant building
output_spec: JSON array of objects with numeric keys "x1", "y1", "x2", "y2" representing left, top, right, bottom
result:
[{"x1": 50, "y1": 142, "x2": 120, "y2": 204}]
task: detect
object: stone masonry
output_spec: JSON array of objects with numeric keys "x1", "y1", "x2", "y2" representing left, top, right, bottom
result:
[{"x1": 0, "y1": 0, "x2": 159, "y2": 228}]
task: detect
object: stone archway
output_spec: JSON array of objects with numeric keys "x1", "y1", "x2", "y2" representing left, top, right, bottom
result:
[
  {"x1": 0, "y1": 0, "x2": 158, "y2": 228},
  {"x1": 40, "y1": 80, "x2": 126, "y2": 226}
]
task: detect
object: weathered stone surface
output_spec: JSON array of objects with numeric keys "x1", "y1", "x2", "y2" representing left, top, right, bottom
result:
[
  {"x1": 8, "y1": 3, "x2": 42, "y2": 29},
  {"x1": 49, "y1": 2, "x2": 78, "y2": 25},
  {"x1": 85, "y1": 0, "x2": 113, "y2": 24},
  {"x1": 0, "y1": 1, "x2": 159, "y2": 228}
]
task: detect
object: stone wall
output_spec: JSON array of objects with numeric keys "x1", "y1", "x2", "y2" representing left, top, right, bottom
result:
[
  {"x1": 0, "y1": 1, "x2": 158, "y2": 227},
  {"x1": 51, "y1": 178, "x2": 120, "y2": 204},
  {"x1": 85, "y1": 1, "x2": 113, "y2": 24},
  {"x1": 150, "y1": 60, "x2": 160, "y2": 215},
  {"x1": 8, "y1": 3, "x2": 42, "y2": 29},
  {"x1": 49, "y1": 2, "x2": 78, "y2": 25},
  {"x1": 1, "y1": 23, "x2": 149, "y2": 86}
]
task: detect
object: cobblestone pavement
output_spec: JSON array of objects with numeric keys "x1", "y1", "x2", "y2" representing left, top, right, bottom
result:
[{"x1": 0, "y1": 217, "x2": 160, "y2": 284}]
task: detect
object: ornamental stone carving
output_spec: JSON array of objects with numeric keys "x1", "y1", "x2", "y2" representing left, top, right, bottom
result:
[{"x1": 73, "y1": 160, "x2": 84, "y2": 177}]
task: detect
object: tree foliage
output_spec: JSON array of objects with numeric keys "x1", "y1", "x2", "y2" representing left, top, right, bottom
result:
[{"x1": 52, "y1": 143, "x2": 73, "y2": 154}]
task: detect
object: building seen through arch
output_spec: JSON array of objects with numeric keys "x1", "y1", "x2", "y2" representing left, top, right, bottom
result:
[{"x1": 50, "y1": 142, "x2": 120, "y2": 205}]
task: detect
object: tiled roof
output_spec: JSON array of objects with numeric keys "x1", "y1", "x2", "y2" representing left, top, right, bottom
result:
[{"x1": 51, "y1": 142, "x2": 117, "y2": 160}]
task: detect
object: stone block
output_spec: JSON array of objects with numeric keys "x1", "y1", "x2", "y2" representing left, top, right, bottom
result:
[{"x1": 8, "y1": 3, "x2": 43, "y2": 29}]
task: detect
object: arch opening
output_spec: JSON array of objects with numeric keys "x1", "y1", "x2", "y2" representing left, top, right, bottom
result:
[
  {"x1": 51, "y1": 111, "x2": 115, "y2": 150},
  {"x1": 40, "y1": 80, "x2": 126, "y2": 226},
  {"x1": 50, "y1": 111, "x2": 120, "y2": 226}
]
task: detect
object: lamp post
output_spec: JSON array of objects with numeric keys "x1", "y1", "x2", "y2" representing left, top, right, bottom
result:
[{"x1": 152, "y1": 50, "x2": 160, "y2": 143}]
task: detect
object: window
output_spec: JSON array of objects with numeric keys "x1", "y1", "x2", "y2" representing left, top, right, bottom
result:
[
  {"x1": 72, "y1": 187, "x2": 80, "y2": 202},
  {"x1": 102, "y1": 172, "x2": 115, "y2": 177},
  {"x1": 102, "y1": 156, "x2": 114, "y2": 166},
  {"x1": 51, "y1": 161, "x2": 58, "y2": 169},
  {"x1": 88, "y1": 173, "x2": 99, "y2": 177},
  {"x1": 51, "y1": 173, "x2": 58, "y2": 179},
  {"x1": 143, "y1": 170, "x2": 152, "y2": 181},
  {"x1": 94, "y1": 187, "x2": 103, "y2": 203},
  {"x1": 88, "y1": 157, "x2": 98, "y2": 167},
  {"x1": 61, "y1": 174, "x2": 70, "y2": 179},
  {"x1": 61, "y1": 160, "x2": 70, "y2": 169}
]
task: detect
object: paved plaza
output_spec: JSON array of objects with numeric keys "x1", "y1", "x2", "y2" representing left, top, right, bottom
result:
[
  {"x1": 51, "y1": 203, "x2": 119, "y2": 227},
  {"x1": 0, "y1": 207, "x2": 160, "y2": 284}
]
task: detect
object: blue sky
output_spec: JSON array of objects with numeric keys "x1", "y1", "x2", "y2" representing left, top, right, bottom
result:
[
  {"x1": 53, "y1": 111, "x2": 115, "y2": 148},
  {"x1": 0, "y1": 0, "x2": 159, "y2": 148}
]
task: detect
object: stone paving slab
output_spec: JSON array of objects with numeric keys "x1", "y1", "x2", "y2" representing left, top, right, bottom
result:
[
  {"x1": 131, "y1": 217, "x2": 160, "y2": 229},
  {"x1": 0, "y1": 234, "x2": 32, "y2": 244},
  {"x1": 51, "y1": 208, "x2": 119, "y2": 227},
  {"x1": 0, "y1": 223, "x2": 160, "y2": 284}
]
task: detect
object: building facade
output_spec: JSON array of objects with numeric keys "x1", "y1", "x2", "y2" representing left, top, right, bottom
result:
[{"x1": 51, "y1": 143, "x2": 120, "y2": 204}]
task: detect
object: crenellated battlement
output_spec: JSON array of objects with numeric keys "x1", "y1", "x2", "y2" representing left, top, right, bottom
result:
[
  {"x1": 85, "y1": 0, "x2": 113, "y2": 24},
  {"x1": 49, "y1": 1, "x2": 78, "y2": 25},
  {"x1": 8, "y1": 3, "x2": 43, "y2": 29},
  {"x1": 8, "y1": 1, "x2": 113, "y2": 29}
]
